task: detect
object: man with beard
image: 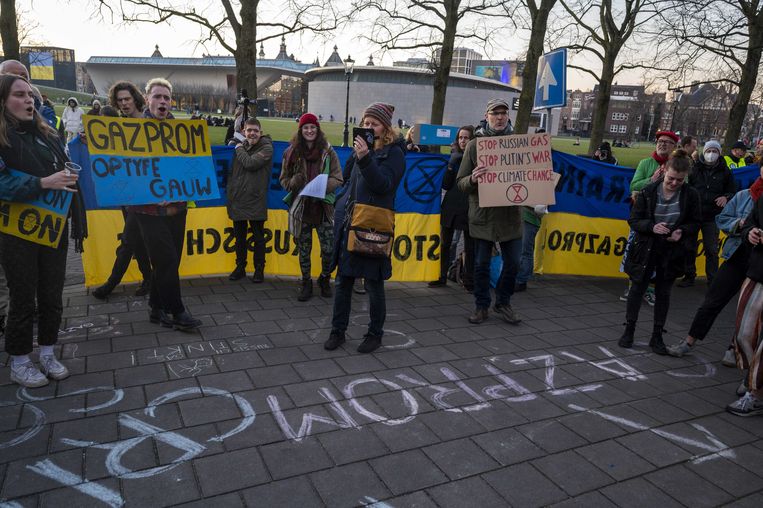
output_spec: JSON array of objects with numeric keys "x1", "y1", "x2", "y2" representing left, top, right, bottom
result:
[{"x1": 457, "y1": 98, "x2": 522, "y2": 325}]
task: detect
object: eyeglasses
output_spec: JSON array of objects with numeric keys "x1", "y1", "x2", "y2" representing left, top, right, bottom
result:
[{"x1": 657, "y1": 139, "x2": 676, "y2": 145}]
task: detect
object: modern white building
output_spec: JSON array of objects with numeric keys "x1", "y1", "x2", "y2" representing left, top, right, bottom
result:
[{"x1": 305, "y1": 65, "x2": 521, "y2": 129}]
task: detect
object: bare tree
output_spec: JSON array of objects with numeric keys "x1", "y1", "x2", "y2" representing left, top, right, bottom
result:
[
  {"x1": 655, "y1": 1, "x2": 763, "y2": 150},
  {"x1": 504, "y1": 0, "x2": 559, "y2": 135},
  {"x1": 354, "y1": 0, "x2": 505, "y2": 125},
  {"x1": 95, "y1": 0, "x2": 341, "y2": 98},
  {"x1": 0, "y1": 0, "x2": 19, "y2": 60},
  {"x1": 559, "y1": 0, "x2": 660, "y2": 154}
]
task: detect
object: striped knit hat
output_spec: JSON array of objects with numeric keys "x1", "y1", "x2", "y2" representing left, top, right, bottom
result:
[{"x1": 363, "y1": 103, "x2": 395, "y2": 128}]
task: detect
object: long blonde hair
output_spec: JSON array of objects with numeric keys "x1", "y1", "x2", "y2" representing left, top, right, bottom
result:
[
  {"x1": 372, "y1": 123, "x2": 401, "y2": 150},
  {"x1": 0, "y1": 74, "x2": 56, "y2": 147}
]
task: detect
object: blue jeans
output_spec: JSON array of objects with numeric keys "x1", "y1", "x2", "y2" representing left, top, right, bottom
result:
[
  {"x1": 331, "y1": 275, "x2": 386, "y2": 337},
  {"x1": 473, "y1": 237, "x2": 522, "y2": 310},
  {"x1": 517, "y1": 222, "x2": 539, "y2": 284}
]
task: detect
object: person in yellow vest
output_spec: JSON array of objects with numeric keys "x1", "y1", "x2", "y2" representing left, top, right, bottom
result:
[{"x1": 724, "y1": 141, "x2": 754, "y2": 169}]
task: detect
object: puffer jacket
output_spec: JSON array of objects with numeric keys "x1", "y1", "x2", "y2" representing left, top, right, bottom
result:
[
  {"x1": 226, "y1": 135, "x2": 274, "y2": 222},
  {"x1": 688, "y1": 157, "x2": 736, "y2": 221},
  {"x1": 456, "y1": 125, "x2": 522, "y2": 243},
  {"x1": 61, "y1": 97, "x2": 84, "y2": 134}
]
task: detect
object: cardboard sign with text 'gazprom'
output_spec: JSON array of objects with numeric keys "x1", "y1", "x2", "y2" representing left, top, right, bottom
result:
[
  {"x1": 83, "y1": 116, "x2": 221, "y2": 207},
  {"x1": 476, "y1": 133, "x2": 556, "y2": 207}
]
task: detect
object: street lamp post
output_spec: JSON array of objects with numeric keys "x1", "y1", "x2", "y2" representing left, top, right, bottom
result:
[{"x1": 342, "y1": 55, "x2": 355, "y2": 147}]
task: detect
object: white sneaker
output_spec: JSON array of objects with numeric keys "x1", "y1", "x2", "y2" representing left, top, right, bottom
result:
[
  {"x1": 39, "y1": 355, "x2": 70, "y2": 380},
  {"x1": 643, "y1": 290, "x2": 656, "y2": 307},
  {"x1": 10, "y1": 362, "x2": 49, "y2": 388},
  {"x1": 721, "y1": 349, "x2": 736, "y2": 368}
]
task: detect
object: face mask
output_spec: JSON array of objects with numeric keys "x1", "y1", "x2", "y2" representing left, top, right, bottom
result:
[{"x1": 705, "y1": 152, "x2": 719, "y2": 163}]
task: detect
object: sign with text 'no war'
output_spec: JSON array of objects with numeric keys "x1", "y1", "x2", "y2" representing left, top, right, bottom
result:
[
  {"x1": 476, "y1": 133, "x2": 556, "y2": 207},
  {"x1": 0, "y1": 169, "x2": 73, "y2": 248},
  {"x1": 83, "y1": 116, "x2": 221, "y2": 207}
]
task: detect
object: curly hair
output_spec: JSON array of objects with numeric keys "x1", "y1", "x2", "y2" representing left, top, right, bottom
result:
[{"x1": 108, "y1": 81, "x2": 145, "y2": 112}]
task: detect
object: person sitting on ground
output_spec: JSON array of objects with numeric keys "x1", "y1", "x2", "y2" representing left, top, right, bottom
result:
[
  {"x1": 227, "y1": 118, "x2": 273, "y2": 283},
  {"x1": 677, "y1": 140, "x2": 735, "y2": 288},
  {"x1": 618, "y1": 149, "x2": 701, "y2": 355}
]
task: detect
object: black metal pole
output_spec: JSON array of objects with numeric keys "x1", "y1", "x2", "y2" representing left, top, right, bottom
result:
[{"x1": 342, "y1": 73, "x2": 351, "y2": 147}]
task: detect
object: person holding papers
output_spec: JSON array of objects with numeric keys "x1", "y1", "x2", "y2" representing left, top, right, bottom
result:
[
  {"x1": 227, "y1": 117, "x2": 274, "y2": 283},
  {"x1": 280, "y1": 113, "x2": 342, "y2": 301},
  {"x1": 0, "y1": 74, "x2": 87, "y2": 387}
]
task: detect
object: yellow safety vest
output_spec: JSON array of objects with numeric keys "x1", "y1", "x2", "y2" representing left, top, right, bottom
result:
[{"x1": 724, "y1": 155, "x2": 740, "y2": 170}]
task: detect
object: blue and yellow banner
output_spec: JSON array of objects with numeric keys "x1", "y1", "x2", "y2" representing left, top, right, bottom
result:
[
  {"x1": 0, "y1": 169, "x2": 73, "y2": 248},
  {"x1": 28, "y1": 52, "x2": 54, "y2": 81},
  {"x1": 82, "y1": 116, "x2": 220, "y2": 207},
  {"x1": 71, "y1": 140, "x2": 448, "y2": 285},
  {"x1": 70, "y1": 138, "x2": 761, "y2": 285}
]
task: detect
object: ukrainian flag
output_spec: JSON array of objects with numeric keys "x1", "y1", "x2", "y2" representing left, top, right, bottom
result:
[{"x1": 29, "y1": 52, "x2": 54, "y2": 81}]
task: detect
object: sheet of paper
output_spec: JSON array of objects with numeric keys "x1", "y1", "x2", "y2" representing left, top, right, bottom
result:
[{"x1": 299, "y1": 173, "x2": 328, "y2": 199}]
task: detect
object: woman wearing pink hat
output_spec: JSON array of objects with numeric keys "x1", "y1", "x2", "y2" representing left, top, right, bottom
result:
[{"x1": 280, "y1": 113, "x2": 343, "y2": 301}]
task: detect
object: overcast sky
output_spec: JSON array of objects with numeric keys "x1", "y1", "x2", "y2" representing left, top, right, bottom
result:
[{"x1": 28, "y1": 0, "x2": 630, "y2": 91}]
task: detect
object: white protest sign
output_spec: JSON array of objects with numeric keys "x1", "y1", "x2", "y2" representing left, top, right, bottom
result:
[{"x1": 475, "y1": 133, "x2": 556, "y2": 207}]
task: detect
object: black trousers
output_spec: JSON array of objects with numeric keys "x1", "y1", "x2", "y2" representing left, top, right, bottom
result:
[
  {"x1": 689, "y1": 244, "x2": 749, "y2": 340},
  {"x1": 106, "y1": 210, "x2": 152, "y2": 285},
  {"x1": 1, "y1": 231, "x2": 68, "y2": 355},
  {"x1": 626, "y1": 251, "x2": 675, "y2": 329},
  {"x1": 232, "y1": 220, "x2": 266, "y2": 268},
  {"x1": 440, "y1": 225, "x2": 474, "y2": 284},
  {"x1": 136, "y1": 212, "x2": 187, "y2": 315},
  {"x1": 685, "y1": 220, "x2": 720, "y2": 281}
]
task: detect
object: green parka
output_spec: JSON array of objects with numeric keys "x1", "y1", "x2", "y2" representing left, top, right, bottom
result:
[
  {"x1": 456, "y1": 131, "x2": 523, "y2": 243},
  {"x1": 226, "y1": 135, "x2": 274, "y2": 222}
]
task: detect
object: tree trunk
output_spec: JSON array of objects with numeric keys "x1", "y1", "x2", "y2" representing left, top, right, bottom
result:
[
  {"x1": 588, "y1": 58, "x2": 616, "y2": 154},
  {"x1": 0, "y1": 0, "x2": 19, "y2": 61},
  {"x1": 515, "y1": 0, "x2": 556, "y2": 135},
  {"x1": 430, "y1": 5, "x2": 459, "y2": 125},
  {"x1": 723, "y1": 21, "x2": 763, "y2": 151},
  {"x1": 235, "y1": 1, "x2": 258, "y2": 102}
]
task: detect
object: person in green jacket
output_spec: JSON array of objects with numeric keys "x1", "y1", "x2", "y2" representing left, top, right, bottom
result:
[
  {"x1": 630, "y1": 130, "x2": 680, "y2": 195},
  {"x1": 457, "y1": 98, "x2": 522, "y2": 325}
]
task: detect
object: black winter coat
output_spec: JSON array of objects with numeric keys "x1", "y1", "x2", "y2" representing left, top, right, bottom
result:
[
  {"x1": 624, "y1": 180, "x2": 701, "y2": 282},
  {"x1": 687, "y1": 158, "x2": 736, "y2": 222},
  {"x1": 440, "y1": 150, "x2": 469, "y2": 230},
  {"x1": 332, "y1": 138, "x2": 406, "y2": 281}
]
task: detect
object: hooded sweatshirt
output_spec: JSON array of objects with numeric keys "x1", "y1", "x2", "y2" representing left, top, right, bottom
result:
[{"x1": 61, "y1": 97, "x2": 84, "y2": 134}]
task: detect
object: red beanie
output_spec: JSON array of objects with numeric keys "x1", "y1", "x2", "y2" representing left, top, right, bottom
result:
[
  {"x1": 655, "y1": 130, "x2": 680, "y2": 143},
  {"x1": 298, "y1": 113, "x2": 319, "y2": 129}
]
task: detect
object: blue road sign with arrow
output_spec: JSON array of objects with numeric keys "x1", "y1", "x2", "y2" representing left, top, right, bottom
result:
[{"x1": 533, "y1": 48, "x2": 567, "y2": 110}]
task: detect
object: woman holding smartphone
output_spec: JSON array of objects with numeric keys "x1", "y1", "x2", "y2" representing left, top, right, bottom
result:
[
  {"x1": 0, "y1": 74, "x2": 87, "y2": 387},
  {"x1": 324, "y1": 103, "x2": 405, "y2": 354},
  {"x1": 618, "y1": 149, "x2": 700, "y2": 355}
]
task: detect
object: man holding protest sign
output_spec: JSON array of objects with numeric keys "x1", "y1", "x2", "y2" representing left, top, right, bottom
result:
[
  {"x1": 130, "y1": 78, "x2": 202, "y2": 331},
  {"x1": 92, "y1": 81, "x2": 153, "y2": 299},
  {"x1": 457, "y1": 98, "x2": 551, "y2": 325}
]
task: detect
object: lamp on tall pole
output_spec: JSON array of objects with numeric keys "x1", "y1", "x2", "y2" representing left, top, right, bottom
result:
[{"x1": 342, "y1": 55, "x2": 355, "y2": 147}]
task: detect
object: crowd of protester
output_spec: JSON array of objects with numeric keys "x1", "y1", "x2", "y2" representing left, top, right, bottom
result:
[{"x1": 1, "y1": 58, "x2": 762, "y2": 417}]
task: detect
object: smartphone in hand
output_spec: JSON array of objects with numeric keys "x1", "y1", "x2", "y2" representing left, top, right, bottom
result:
[{"x1": 353, "y1": 127, "x2": 375, "y2": 151}]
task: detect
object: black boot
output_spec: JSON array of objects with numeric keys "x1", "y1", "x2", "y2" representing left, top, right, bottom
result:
[
  {"x1": 251, "y1": 265, "x2": 265, "y2": 283},
  {"x1": 324, "y1": 330, "x2": 345, "y2": 350},
  {"x1": 618, "y1": 321, "x2": 636, "y2": 348},
  {"x1": 92, "y1": 280, "x2": 117, "y2": 300},
  {"x1": 649, "y1": 325, "x2": 668, "y2": 355},
  {"x1": 135, "y1": 279, "x2": 150, "y2": 297},
  {"x1": 172, "y1": 311, "x2": 202, "y2": 331},
  {"x1": 229, "y1": 264, "x2": 246, "y2": 281},
  {"x1": 317, "y1": 274, "x2": 332, "y2": 297},
  {"x1": 297, "y1": 278, "x2": 313, "y2": 302},
  {"x1": 357, "y1": 333, "x2": 382, "y2": 353}
]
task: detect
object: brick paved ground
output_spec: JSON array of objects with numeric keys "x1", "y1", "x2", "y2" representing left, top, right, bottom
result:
[{"x1": 1, "y1": 249, "x2": 761, "y2": 507}]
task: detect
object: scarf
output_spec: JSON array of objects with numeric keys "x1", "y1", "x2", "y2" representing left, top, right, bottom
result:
[
  {"x1": 750, "y1": 177, "x2": 763, "y2": 202},
  {"x1": 652, "y1": 151, "x2": 669, "y2": 164}
]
